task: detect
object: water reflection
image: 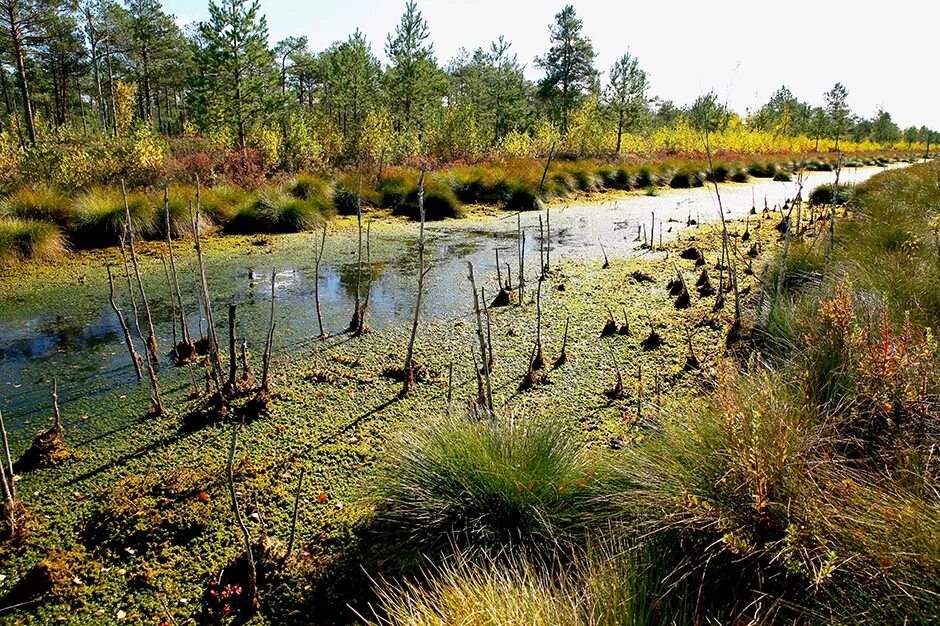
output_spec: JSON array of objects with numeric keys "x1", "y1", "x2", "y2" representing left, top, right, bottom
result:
[{"x1": 0, "y1": 166, "x2": 900, "y2": 426}]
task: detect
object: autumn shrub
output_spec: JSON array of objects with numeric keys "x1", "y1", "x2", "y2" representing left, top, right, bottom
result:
[
  {"x1": 374, "y1": 414, "x2": 602, "y2": 568},
  {"x1": 220, "y1": 147, "x2": 267, "y2": 189},
  {"x1": 0, "y1": 217, "x2": 65, "y2": 263}
]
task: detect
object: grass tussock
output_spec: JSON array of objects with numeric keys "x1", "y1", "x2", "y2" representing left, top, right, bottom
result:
[
  {"x1": 0, "y1": 186, "x2": 75, "y2": 229},
  {"x1": 226, "y1": 189, "x2": 331, "y2": 234},
  {"x1": 374, "y1": 414, "x2": 601, "y2": 566},
  {"x1": 0, "y1": 218, "x2": 65, "y2": 263},
  {"x1": 367, "y1": 539, "x2": 703, "y2": 626},
  {"x1": 72, "y1": 187, "x2": 154, "y2": 248}
]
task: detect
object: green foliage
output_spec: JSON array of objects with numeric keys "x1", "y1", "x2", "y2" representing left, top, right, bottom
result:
[
  {"x1": 384, "y1": 0, "x2": 447, "y2": 135},
  {"x1": 191, "y1": 0, "x2": 277, "y2": 148},
  {"x1": 535, "y1": 5, "x2": 598, "y2": 132}
]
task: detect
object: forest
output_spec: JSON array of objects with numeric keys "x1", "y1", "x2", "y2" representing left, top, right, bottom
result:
[{"x1": 0, "y1": 1, "x2": 938, "y2": 625}]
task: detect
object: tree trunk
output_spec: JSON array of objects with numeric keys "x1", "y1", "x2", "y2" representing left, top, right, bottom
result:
[{"x1": 7, "y1": 9, "x2": 36, "y2": 145}]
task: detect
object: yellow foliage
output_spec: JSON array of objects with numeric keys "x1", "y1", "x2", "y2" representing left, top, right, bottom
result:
[
  {"x1": 130, "y1": 125, "x2": 167, "y2": 171},
  {"x1": 247, "y1": 124, "x2": 283, "y2": 171},
  {"x1": 113, "y1": 81, "x2": 137, "y2": 137},
  {"x1": 357, "y1": 109, "x2": 394, "y2": 165}
]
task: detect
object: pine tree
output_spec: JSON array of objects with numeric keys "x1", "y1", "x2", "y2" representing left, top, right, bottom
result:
[
  {"x1": 606, "y1": 52, "x2": 648, "y2": 153},
  {"x1": 384, "y1": 0, "x2": 444, "y2": 135},
  {"x1": 0, "y1": 0, "x2": 64, "y2": 145},
  {"x1": 323, "y1": 29, "x2": 382, "y2": 149},
  {"x1": 535, "y1": 4, "x2": 597, "y2": 133},
  {"x1": 825, "y1": 82, "x2": 850, "y2": 149},
  {"x1": 194, "y1": 0, "x2": 275, "y2": 148}
]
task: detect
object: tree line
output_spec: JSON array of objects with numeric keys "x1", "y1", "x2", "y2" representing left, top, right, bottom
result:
[{"x1": 0, "y1": 0, "x2": 934, "y2": 168}]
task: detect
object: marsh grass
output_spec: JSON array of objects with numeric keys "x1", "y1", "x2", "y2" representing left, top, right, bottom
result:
[
  {"x1": 368, "y1": 533, "x2": 745, "y2": 626},
  {"x1": 72, "y1": 187, "x2": 153, "y2": 247},
  {"x1": 0, "y1": 186, "x2": 75, "y2": 229},
  {"x1": 374, "y1": 414, "x2": 602, "y2": 567},
  {"x1": 0, "y1": 218, "x2": 65, "y2": 263},
  {"x1": 395, "y1": 177, "x2": 464, "y2": 220},
  {"x1": 226, "y1": 189, "x2": 329, "y2": 234},
  {"x1": 809, "y1": 183, "x2": 851, "y2": 206}
]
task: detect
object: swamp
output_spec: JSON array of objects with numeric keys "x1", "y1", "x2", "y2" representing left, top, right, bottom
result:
[{"x1": 0, "y1": 1, "x2": 938, "y2": 624}]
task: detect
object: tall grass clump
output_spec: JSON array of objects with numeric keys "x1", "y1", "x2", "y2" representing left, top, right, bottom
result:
[
  {"x1": 374, "y1": 414, "x2": 600, "y2": 567},
  {"x1": 0, "y1": 186, "x2": 75, "y2": 229},
  {"x1": 834, "y1": 164, "x2": 940, "y2": 324},
  {"x1": 395, "y1": 177, "x2": 464, "y2": 220},
  {"x1": 368, "y1": 538, "x2": 725, "y2": 626},
  {"x1": 505, "y1": 180, "x2": 544, "y2": 211},
  {"x1": 448, "y1": 165, "x2": 513, "y2": 204},
  {"x1": 809, "y1": 183, "x2": 850, "y2": 206},
  {"x1": 72, "y1": 187, "x2": 154, "y2": 247},
  {"x1": 288, "y1": 173, "x2": 331, "y2": 202},
  {"x1": 334, "y1": 172, "x2": 381, "y2": 215},
  {"x1": 226, "y1": 189, "x2": 328, "y2": 234},
  {"x1": 0, "y1": 217, "x2": 65, "y2": 263},
  {"x1": 197, "y1": 185, "x2": 251, "y2": 224}
]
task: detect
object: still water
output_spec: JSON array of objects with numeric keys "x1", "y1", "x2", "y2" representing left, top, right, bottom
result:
[{"x1": 0, "y1": 165, "x2": 897, "y2": 428}]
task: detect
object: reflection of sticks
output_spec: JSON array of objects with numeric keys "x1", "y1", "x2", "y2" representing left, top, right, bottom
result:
[
  {"x1": 261, "y1": 268, "x2": 276, "y2": 394},
  {"x1": 314, "y1": 224, "x2": 327, "y2": 339},
  {"x1": 122, "y1": 179, "x2": 159, "y2": 365},
  {"x1": 107, "y1": 265, "x2": 143, "y2": 380},
  {"x1": 468, "y1": 262, "x2": 494, "y2": 412},
  {"x1": 165, "y1": 187, "x2": 191, "y2": 345}
]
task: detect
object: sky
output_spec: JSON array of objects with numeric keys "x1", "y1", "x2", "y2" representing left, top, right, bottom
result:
[{"x1": 164, "y1": 0, "x2": 940, "y2": 130}]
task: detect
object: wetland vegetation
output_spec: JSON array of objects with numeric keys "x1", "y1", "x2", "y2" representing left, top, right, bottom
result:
[{"x1": 0, "y1": 0, "x2": 938, "y2": 624}]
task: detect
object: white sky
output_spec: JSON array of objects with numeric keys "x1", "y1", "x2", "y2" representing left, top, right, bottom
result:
[{"x1": 165, "y1": 0, "x2": 940, "y2": 129}]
